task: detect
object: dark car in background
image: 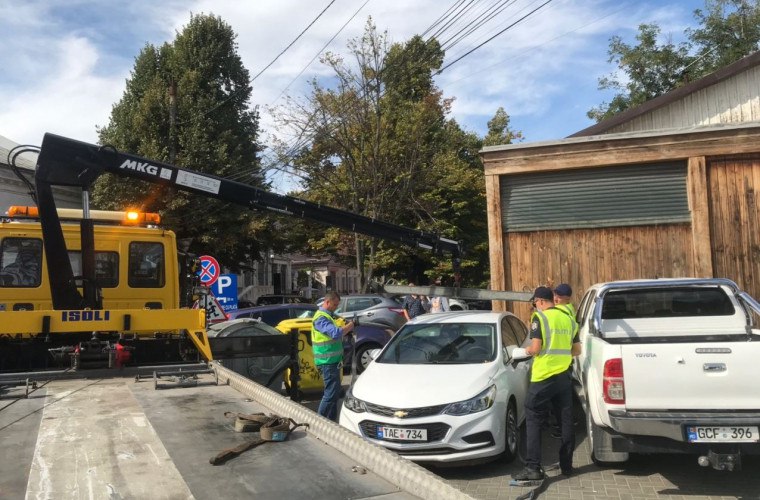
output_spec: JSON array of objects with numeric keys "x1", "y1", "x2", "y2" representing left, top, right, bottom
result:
[
  {"x1": 255, "y1": 294, "x2": 310, "y2": 306},
  {"x1": 318, "y1": 294, "x2": 406, "y2": 330},
  {"x1": 227, "y1": 303, "x2": 317, "y2": 326}
]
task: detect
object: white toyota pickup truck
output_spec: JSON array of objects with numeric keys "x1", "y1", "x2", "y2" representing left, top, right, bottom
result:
[{"x1": 574, "y1": 278, "x2": 760, "y2": 471}]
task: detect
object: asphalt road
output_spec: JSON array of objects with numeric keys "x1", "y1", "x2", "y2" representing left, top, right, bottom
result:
[{"x1": 298, "y1": 376, "x2": 760, "y2": 500}]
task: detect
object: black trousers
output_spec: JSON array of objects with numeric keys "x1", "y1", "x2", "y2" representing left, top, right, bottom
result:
[{"x1": 524, "y1": 370, "x2": 574, "y2": 472}]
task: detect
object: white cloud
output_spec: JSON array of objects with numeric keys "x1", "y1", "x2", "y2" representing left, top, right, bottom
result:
[{"x1": 0, "y1": 0, "x2": 706, "y2": 150}]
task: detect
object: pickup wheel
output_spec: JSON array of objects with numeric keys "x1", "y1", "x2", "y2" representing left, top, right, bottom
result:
[
  {"x1": 586, "y1": 406, "x2": 628, "y2": 466},
  {"x1": 501, "y1": 401, "x2": 519, "y2": 462}
]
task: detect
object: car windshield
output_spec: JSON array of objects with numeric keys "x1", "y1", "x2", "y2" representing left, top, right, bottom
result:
[
  {"x1": 376, "y1": 322, "x2": 496, "y2": 365},
  {"x1": 296, "y1": 309, "x2": 316, "y2": 318}
]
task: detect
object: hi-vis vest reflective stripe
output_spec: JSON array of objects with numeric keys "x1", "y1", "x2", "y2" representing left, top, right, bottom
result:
[
  {"x1": 311, "y1": 310, "x2": 343, "y2": 365},
  {"x1": 530, "y1": 308, "x2": 578, "y2": 382}
]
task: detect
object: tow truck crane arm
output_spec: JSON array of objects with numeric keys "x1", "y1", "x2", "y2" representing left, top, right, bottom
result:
[{"x1": 35, "y1": 133, "x2": 463, "y2": 311}]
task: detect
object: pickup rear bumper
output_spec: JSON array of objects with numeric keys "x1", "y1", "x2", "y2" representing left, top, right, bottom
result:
[{"x1": 608, "y1": 410, "x2": 760, "y2": 442}]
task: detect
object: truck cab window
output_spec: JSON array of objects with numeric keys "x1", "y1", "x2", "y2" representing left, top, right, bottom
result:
[
  {"x1": 68, "y1": 251, "x2": 119, "y2": 288},
  {"x1": 0, "y1": 237, "x2": 42, "y2": 287},
  {"x1": 128, "y1": 242, "x2": 165, "y2": 288}
]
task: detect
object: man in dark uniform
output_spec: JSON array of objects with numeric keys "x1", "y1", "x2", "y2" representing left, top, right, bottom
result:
[{"x1": 513, "y1": 286, "x2": 581, "y2": 480}]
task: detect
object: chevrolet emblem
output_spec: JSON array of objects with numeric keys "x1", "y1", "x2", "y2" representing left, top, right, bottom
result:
[{"x1": 393, "y1": 410, "x2": 408, "y2": 418}]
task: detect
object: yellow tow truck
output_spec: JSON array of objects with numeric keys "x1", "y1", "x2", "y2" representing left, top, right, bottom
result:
[{"x1": 1, "y1": 133, "x2": 463, "y2": 373}]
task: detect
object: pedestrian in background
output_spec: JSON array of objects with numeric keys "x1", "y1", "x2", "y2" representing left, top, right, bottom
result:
[
  {"x1": 402, "y1": 282, "x2": 429, "y2": 321},
  {"x1": 513, "y1": 286, "x2": 581, "y2": 481},
  {"x1": 429, "y1": 276, "x2": 449, "y2": 313},
  {"x1": 311, "y1": 291, "x2": 354, "y2": 421},
  {"x1": 553, "y1": 283, "x2": 576, "y2": 318}
]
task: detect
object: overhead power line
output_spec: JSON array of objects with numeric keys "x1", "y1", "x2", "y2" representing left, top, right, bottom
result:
[
  {"x1": 271, "y1": 0, "x2": 371, "y2": 105},
  {"x1": 251, "y1": 0, "x2": 337, "y2": 82},
  {"x1": 437, "y1": 0, "x2": 555, "y2": 74}
]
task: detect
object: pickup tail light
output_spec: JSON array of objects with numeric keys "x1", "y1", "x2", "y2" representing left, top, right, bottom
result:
[{"x1": 603, "y1": 357, "x2": 625, "y2": 404}]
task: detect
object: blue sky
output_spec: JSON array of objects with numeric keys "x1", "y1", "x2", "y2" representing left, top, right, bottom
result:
[{"x1": 1, "y1": 0, "x2": 704, "y2": 188}]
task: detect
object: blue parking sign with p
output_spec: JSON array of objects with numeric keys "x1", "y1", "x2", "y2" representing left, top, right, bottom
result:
[{"x1": 211, "y1": 274, "x2": 238, "y2": 311}]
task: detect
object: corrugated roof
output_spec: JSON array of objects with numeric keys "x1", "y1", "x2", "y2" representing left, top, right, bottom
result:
[{"x1": 570, "y1": 50, "x2": 760, "y2": 137}]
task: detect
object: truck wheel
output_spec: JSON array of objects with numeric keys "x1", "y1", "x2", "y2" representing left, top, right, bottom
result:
[
  {"x1": 586, "y1": 406, "x2": 629, "y2": 465},
  {"x1": 502, "y1": 401, "x2": 519, "y2": 462}
]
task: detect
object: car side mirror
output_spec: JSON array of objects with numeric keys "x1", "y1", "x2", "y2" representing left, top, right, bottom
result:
[{"x1": 511, "y1": 347, "x2": 531, "y2": 362}]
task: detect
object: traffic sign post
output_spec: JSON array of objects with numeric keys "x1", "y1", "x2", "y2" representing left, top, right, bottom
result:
[
  {"x1": 198, "y1": 255, "x2": 220, "y2": 286},
  {"x1": 212, "y1": 274, "x2": 238, "y2": 311}
]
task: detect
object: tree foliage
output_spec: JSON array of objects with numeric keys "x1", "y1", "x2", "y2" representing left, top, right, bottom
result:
[
  {"x1": 272, "y1": 19, "x2": 519, "y2": 289},
  {"x1": 94, "y1": 14, "x2": 271, "y2": 268},
  {"x1": 483, "y1": 107, "x2": 522, "y2": 147},
  {"x1": 588, "y1": 24, "x2": 692, "y2": 122},
  {"x1": 590, "y1": 0, "x2": 760, "y2": 122},
  {"x1": 688, "y1": 0, "x2": 760, "y2": 75}
]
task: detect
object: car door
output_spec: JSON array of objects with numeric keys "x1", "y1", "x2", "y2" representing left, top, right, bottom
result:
[{"x1": 500, "y1": 315, "x2": 531, "y2": 421}]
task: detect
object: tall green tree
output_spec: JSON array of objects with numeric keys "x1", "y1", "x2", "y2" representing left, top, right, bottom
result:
[
  {"x1": 272, "y1": 19, "x2": 505, "y2": 288},
  {"x1": 483, "y1": 107, "x2": 522, "y2": 147},
  {"x1": 94, "y1": 14, "x2": 269, "y2": 268},
  {"x1": 688, "y1": 0, "x2": 760, "y2": 75},
  {"x1": 589, "y1": 0, "x2": 760, "y2": 122},
  {"x1": 588, "y1": 24, "x2": 692, "y2": 122}
]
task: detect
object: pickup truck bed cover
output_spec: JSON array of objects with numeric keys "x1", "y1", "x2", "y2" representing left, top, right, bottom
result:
[{"x1": 1, "y1": 366, "x2": 468, "y2": 499}]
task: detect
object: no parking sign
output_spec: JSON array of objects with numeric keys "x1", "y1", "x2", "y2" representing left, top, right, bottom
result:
[{"x1": 198, "y1": 255, "x2": 220, "y2": 286}]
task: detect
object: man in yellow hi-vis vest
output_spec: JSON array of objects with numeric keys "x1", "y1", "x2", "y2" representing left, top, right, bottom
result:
[
  {"x1": 553, "y1": 283, "x2": 576, "y2": 318},
  {"x1": 312, "y1": 291, "x2": 354, "y2": 421},
  {"x1": 513, "y1": 286, "x2": 581, "y2": 481}
]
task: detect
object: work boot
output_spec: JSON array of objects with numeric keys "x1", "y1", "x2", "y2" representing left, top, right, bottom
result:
[{"x1": 512, "y1": 467, "x2": 545, "y2": 481}]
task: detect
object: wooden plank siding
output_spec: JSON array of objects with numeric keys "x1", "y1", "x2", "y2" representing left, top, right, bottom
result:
[
  {"x1": 708, "y1": 155, "x2": 760, "y2": 298},
  {"x1": 483, "y1": 128, "x2": 760, "y2": 313},
  {"x1": 687, "y1": 156, "x2": 713, "y2": 277},
  {"x1": 505, "y1": 225, "x2": 694, "y2": 322},
  {"x1": 485, "y1": 174, "x2": 509, "y2": 312}
]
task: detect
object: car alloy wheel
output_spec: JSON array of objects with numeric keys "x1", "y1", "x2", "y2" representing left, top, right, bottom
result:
[
  {"x1": 354, "y1": 343, "x2": 381, "y2": 374},
  {"x1": 503, "y1": 401, "x2": 518, "y2": 462}
]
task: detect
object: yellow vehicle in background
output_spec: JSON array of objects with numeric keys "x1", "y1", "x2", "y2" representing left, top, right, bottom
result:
[{"x1": 276, "y1": 317, "x2": 345, "y2": 396}]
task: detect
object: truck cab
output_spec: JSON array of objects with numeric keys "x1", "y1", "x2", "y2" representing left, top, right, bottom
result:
[{"x1": 0, "y1": 206, "x2": 179, "y2": 313}]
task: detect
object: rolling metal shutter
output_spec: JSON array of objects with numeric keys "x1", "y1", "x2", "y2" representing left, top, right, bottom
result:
[{"x1": 501, "y1": 162, "x2": 689, "y2": 232}]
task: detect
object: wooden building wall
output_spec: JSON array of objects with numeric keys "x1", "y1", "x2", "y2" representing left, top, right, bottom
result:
[
  {"x1": 482, "y1": 127, "x2": 760, "y2": 317},
  {"x1": 707, "y1": 154, "x2": 760, "y2": 296},
  {"x1": 506, "y1": 225, "x2": 694, "y2": 321}
]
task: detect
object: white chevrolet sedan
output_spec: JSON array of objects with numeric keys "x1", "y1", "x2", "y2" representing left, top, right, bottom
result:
[{"x1": 339, "y1": 311, "x2": 532, "y2": 463}]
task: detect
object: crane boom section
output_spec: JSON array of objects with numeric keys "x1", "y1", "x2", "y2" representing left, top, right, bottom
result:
[{"x1": 36, "y1": 134, "x2": 461, "y2": 257}]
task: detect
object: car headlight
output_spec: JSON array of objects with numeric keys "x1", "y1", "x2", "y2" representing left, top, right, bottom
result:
[
  {"x1": 443, "y1": 385, "x2": 496, "y2": 416},
  {"x1": 343, "y1": 390, "x2": 367, "y2": 413}
]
